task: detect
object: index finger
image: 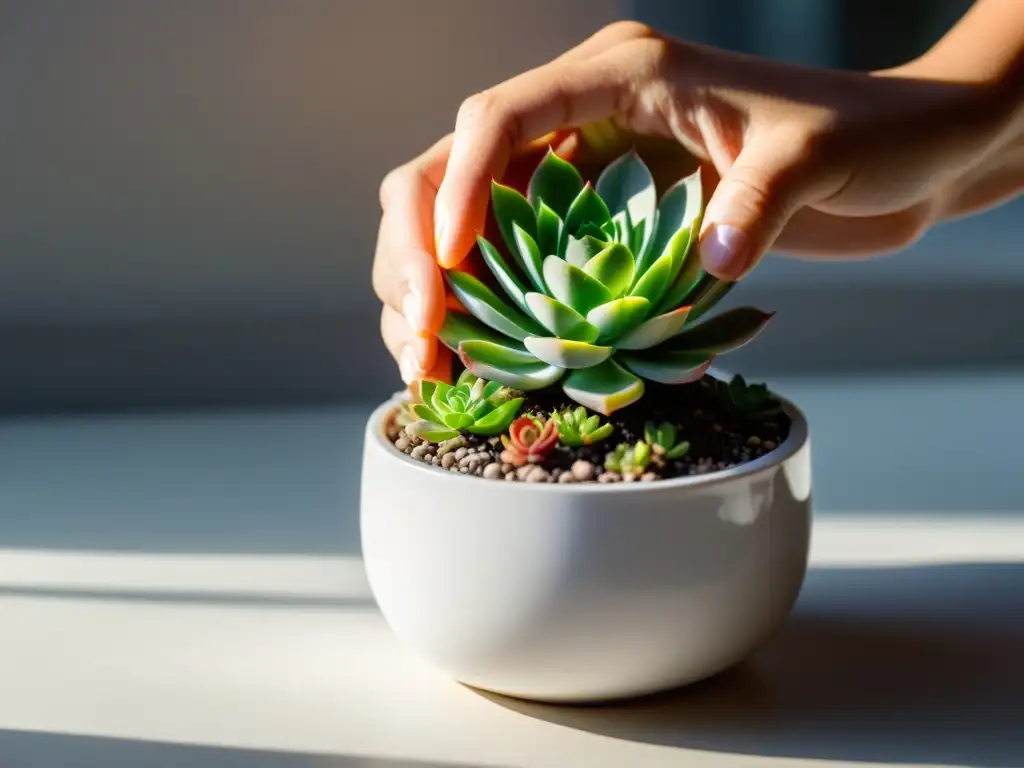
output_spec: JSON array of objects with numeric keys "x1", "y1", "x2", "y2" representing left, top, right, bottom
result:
[{"x1": 433, "y1": 34, "x2": 667, "y2": 268}]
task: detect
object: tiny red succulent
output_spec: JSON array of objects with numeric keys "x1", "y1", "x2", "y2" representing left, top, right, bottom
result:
[{"x1": 500, "y1": 415, "x2": 559, "y2": 467}]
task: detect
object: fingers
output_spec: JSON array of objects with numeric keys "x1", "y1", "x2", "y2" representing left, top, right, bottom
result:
[
  {"x1": 434, "y1": 29, "x2": 668, "y2": 268},
  {"x1": 381, "y1": 305, "x2": 439, "y2": 385},
  {"x1": 373, "y1": 135, "x2": 451, "y2": 374},
  {"x1": 698, "y1": 127, "x2": 847, "y2": 280}
]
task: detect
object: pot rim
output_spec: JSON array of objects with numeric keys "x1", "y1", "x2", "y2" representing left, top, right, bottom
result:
[{"x1": 367, "y1": 370, "x2": 809, "y2": 495}]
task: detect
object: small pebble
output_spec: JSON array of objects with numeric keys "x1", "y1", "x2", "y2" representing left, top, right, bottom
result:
[
  {"x1": 747, "y1": 435, "x2": 762, "y2": 447},
  {"x1": 501, "y1": 463, "x2": 514, "y2": 475},
  {"x1": 712, "y1": 423, "x2": 723, "y2": 433},
  {"x1": 505, "y1": 471, "x2": 516, "y2": 481},
  {"x1": 762, "y1": 440, "x2": 776, "y2": 451},
  {"x1": 483, "y1": 462, "x2": 503, "y2": 479},
  {"x1": 395, "y1": 437, "x2": 411, "y2": 452},
  {"x1": 454, "y1": 447, "x2": 469, "y2": 461},
  {"x1": 558, "y1": 472, "x2": 576, "y2": 484},
  {"x1": 516, "y1": 465, "x2": 535, "y2": 481},
  {"x1": 410, "y1": 444, "x2": 429, "y2": 460},
  {"x1": 597, "y1": 471, "x2": 621, "y2": 483},
  {"x1": 459, "y1": 466, "x2": 470, "y2": 474},
  {"x1": 640, "y1": 472, "x2": 658, "y2": 482},
  {"x1": 441, "y1": 453, "x2": 457, "y2": 470},
  {"x1": 525, "y1": 467, "x2": 550, "y2": 483},
  {"x1": 570, "y1": 460, "x2": 596, "y2": 482}
]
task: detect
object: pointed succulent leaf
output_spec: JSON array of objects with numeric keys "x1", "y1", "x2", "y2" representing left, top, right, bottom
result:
[
  {"x1": 457, "y1": 342, "x2": 564, "y2": 391},
  {"x1": 419, "y1": 379, "x2": 438, "y2": 404},
  {"x1": 446, "y1": 270, "x2": 544, "y2": 342},
  {"x1": 666, "y1": 441, "x2": 690, "y2": 459},
  {"x1": 628, "y1": 250, "x2": 675, "y2": 308},
  {"x1": 564, "y1": 234, "x2": 608, "y2": 269},
  {"x1": 587, "y1": 422, "x2": 614, "y2": 443},
  {"x1": 638, "y1": 168, "x2": 702, "y2": 276},
  {"x1": 660, "y1": 307, "x2": 775, "y2": 355},
  {"x1": 430, "y1": 381, "x2": 454, "y2": 416},
  {"x1": 482, "y1": 380, "x2": 505, "y2": 400},
  {"x1": 629, "y1": 217, "x2": 647, "y2": 259},
  {"x1": 562, "y1": 358, "x2": 645, "y2": 415},
  {"x1": 491, "y1": 180, "x2": 537, "y2": 261},
  {"x1": 559, "y1": 184, "x2": 612, "y2": 255},
  {"x1": 610, "y1": 208, "x2": 633, "y2": 247},
  {"x1": 618, "y1": 350, "x2": 714, "y2": 385},
  {"x1": 683, "y1": 274, "x2": 735, "y2": 323},
  {"x1": 511, "y1": 223, "x2": 548, "y2": 294},
  {"x1": 614, "y1": 305, "x2": 692, "y2": 350},
  {"x1": 466, "y1": 397, "x2": 525, "y2": 435},
  {"x1": 523, "y1": 337, "x2": 613, "y2": 369},
  {"x1": 476, "y1": 235, "x2": 532, "y2": 317},
  {"x1": 653, "y1": 229, "x2": 703, "y2": 313},
  {"x1": 583, "y1": 242, "x2": 634, "y2": 298},
  {"x1": 443, "y1": 411, "x2": 475, "y2": 430},
  {"x1": 596, "y1": 149, "x2": 657, "y2": 258},
  {"x1": 586, "y1": 296, "x2": 651, "y2": 344},
  {"x1": 524, "y1": 293, "x2": 600, "y2": 343},
  {"x1": 411, "y1": 402, "x2": 442, "y2": 423},
  {"x1": 536, "y1": 201, "x2": 562, "y2": 258},
  {"x1": 438, "y1": 312, "x2": 527, "y2": 362},
  {"x1": 542, "y1": 255, "x2": 613, "y2": 315},
  {"x1": 407, "y1": 420, "x2": 460, "y2": 443},
  {"x1": 527, "y1": 148, "x2": 584, "y2": 218}
]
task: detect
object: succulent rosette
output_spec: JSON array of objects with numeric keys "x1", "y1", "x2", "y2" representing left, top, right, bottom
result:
[{"x1": 437, "y1": 148, "x2": 774, "y2": 415}]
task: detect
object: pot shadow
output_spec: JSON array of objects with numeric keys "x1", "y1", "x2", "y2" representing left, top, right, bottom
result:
[{"x1": 475, "y1": 562, "x2": 1024, "y2": 767}]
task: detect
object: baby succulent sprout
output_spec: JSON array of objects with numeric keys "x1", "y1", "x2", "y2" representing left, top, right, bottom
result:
[
  {"x1": 643, "y1": 421, "x2": 690, "y2": 460},
  {"x1": 604, "y1": 440, "x2": 652, "y2": 478},
  {"x1": 437, "y1": 147, "x2": 775, "y2": 415},
  {"x1": 500, "y1": 415, "x2": 560, "y2": 467},
  {"x1": 407, "y1": 370, "x2": 524, "y2": 443},
  {"x1": 550, "y1": 405, "x2": 614, "y2": 447},
  {"x1": 714, "y1": 374, "x2": 782, "y2": 421}
]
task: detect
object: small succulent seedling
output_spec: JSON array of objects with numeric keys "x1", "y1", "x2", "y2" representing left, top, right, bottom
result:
[
  {"x1": 500, "y1": 415, "x2": 559, "y2": 467},
  {"x1": 643, "y1": 421, "x2": 690, "y2": 460},
  {"x1": 437, "y1": 148, "x2": 774, "y2": 415},
  {"x1": 550, "y1": 406, "x2": 614, "y2": 447},
  {"x1": 604, "y1": 440, "x2": 652, "y2": 477},
  {"x1": 407, "y1": 370, "x2": 523, "y2": 442},
  {"x1": 714, "y1": 374, "x2": 782, "y2": 421}
]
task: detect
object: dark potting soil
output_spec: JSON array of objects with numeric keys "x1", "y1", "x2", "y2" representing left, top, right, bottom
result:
[{"x1": 385, "y1": 374, "x2": 791, "y2": 484}]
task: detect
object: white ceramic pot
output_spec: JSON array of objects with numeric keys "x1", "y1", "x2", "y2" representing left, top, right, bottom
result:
[{"x1": 359, "y1": 382, "x2": 812, "y2": 704}]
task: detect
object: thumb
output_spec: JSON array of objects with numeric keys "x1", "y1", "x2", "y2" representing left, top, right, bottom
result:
[{"x1": 698, "y1": 134, "x2": 821, "y2": 281}]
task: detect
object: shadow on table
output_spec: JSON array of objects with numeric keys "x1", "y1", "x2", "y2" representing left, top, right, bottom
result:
[
  {"x1": 0, "y1": 730, "x2": 505, "y2": 768},
  {"x1": 478, "y1": 562, "x2": 1024, "y2": 768}
]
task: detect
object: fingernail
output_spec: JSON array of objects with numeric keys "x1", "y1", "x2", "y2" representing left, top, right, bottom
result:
[
  {"x1": 700, "y1": 224, "x2": 750, "y2": 280},
  {"x1": 402, "y1": 282, "x2": 425, "y2": 336},
  {"x1": 399, "y1": 345, "x2": 422, "y2": 385},
  {"x1": 433, "y1": 204, "x2": 450, "y2": 263}
]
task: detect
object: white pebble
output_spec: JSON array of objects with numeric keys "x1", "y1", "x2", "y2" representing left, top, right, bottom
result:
[{"x1": 570, "y1": 460, "x2": 595, "y2": 482}]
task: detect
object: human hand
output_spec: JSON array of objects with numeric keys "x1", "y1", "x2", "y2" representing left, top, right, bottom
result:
[{"x1": 374, "y1": 19, "x2": 1021, "y2": 385}]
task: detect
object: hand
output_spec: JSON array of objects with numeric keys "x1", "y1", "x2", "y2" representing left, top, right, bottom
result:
[{"x1": 374, "y1": 19, "x2": 1022, "y2": 385}]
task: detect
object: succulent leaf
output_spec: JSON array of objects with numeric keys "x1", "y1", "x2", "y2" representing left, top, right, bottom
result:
[
  {"x1": 511, "y1": 223, "x2": 548, "y2": 294},
  {"x1": 562, "y1": 358, "x2": 645, "y2": 415},
  {"x1": 408, "y1": 420, "x2": 460, "y2": 443},
  {"x1": 565, "y1": 234, "x2": 608, "y2": 269},
  {"x1": 536, "y1": 201, "x2": 563, "y2": 259},
  {"x1": 457, "y1": 338, "x2": 539, "y2": 367},
  {"x1": 412, "y1": 402, "x2": 442, "y2": 423},
  {"x1": 476, "y1": 235, "x2": 532, "y2": 317},
  {"x1": 618, "y1": 350, "x2": 713, "y2": 385},
  {"x1": 525, "y1": 293, "x2": 600, "y2": 343},
  {"x1": 586, "y1": 296, "x2": 651, "y2": 344},
  {"x1": 542, "y1": 255, "x2": 614, "y2": 314},
  {"x1": 528, "y1": 149, "x2": 584, "y2": 218},
  {"x1": 638, "y1": 168, "x2": 702, "y2": 277},
  {"x1": 444, "y1": 411, "x2": 475, "y2": 430},
  {"x1": 628, "y1": 250, "x2": 675, "y2": 308},
  {"x1": 596, "y1": 149, "x2": 657, "y2": 258},
  {"x1": 614, "y1": 305, "x2": 692, "y2": 350},
  {"x1": 523, "y1": 337, "x2": 613, "y2": 369},
  {"x1": 491, "y1": 180, "x2": 538, "y2": 262},
  {"x1": 458, "y1": 344, "x2": 564, "y2": 391},
  {"x1": 653, "y1": 229, "x2": 703, "y2": 314},
  {"x1": 583, "y1": 242, "x2": 635, "y2": 298},
  {"x1": 446, "y1": 270, "x2": 545, "y2": 342},
  {"x1": 466, "y1": 397, "x2": 525, "y2": 435},
  {"x1": 658, "y1": 307, "x2": 775, "y2": 355},
  {"x1": 683, "y1": 274, "x2": 735, "y2": 323},
  {"x1": 551, "y1": 405, "x2": 613, "y2": 446},
  {"x1": 560, "y1": 184, "x2": 612, "y2": 255},
  {"x1": 438, "y1": 311, "x2": 524, "y2": 354}
]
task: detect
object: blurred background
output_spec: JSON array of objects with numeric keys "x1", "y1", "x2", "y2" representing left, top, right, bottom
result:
[{"x1": 1, "y1": 0, "x2": 1020, "y2": 525}]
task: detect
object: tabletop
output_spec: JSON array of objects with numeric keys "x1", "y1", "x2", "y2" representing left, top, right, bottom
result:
[{"x1": 1, "y1": 402, "x2": 1023, "y2": 768}]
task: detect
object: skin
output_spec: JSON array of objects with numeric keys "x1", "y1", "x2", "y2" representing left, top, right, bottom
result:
[{"x1": 373, "y1": 0, "x2": 1024, "y2": 386}]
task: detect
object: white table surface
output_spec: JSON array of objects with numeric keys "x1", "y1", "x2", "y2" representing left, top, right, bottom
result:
[{"x1": 1, "y1": 403, "x2": 1023, "y2": 768}]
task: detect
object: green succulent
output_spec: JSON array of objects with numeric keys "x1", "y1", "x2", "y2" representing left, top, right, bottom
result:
[
  {"x1": 550, "y1": 406, "x2": 614, "y2": 447},
  {"x1": 437, "y1": 148, "x2": 775, "y2": 415},
  {"x1": 714, "y1": 374, "x2": 782, "y2": 421},
  {"x1": 643, "y1": 421, "x2": 691, "y2": 459},
  {"x1": 604, "y1": 440, "x2": 652, "y2": 475},
  {"x1": 407, "y1": 370, "x2": 523, "y2": 442}
]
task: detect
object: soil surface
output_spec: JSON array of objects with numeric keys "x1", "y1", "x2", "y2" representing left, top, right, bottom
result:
[{"x1": 385, "y1": 374, "x2": 791, "y2": 484}]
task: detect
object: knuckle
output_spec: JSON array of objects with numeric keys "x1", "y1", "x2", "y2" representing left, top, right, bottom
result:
[
  {"x1": 617, "y1": 35, "x2": 673, "y2": 80},
  {"x1": 378, "y1": 165, "x2": 407, "y2": 208},
  {"x1": 600, "y1": 20, "x2": 659, "y2": 43},
  {"x1": 726, "y1": 165, "x2": 792, "y2": 226},
  {"x1": 456, "y1": 90, "x2": 500, "y2": 128}
]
